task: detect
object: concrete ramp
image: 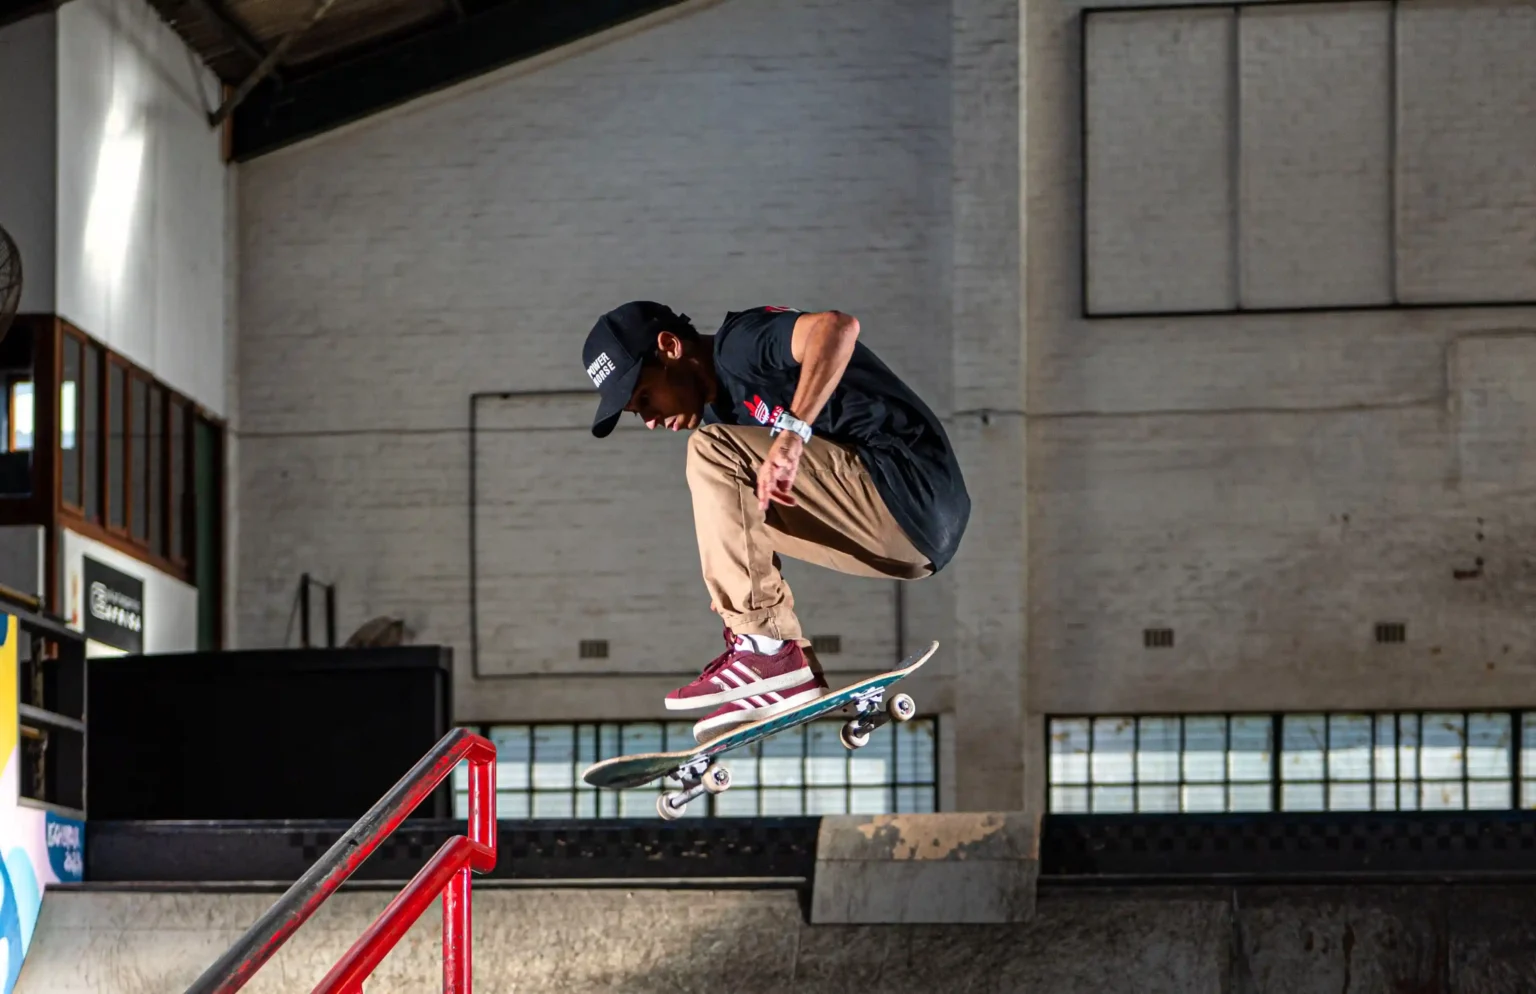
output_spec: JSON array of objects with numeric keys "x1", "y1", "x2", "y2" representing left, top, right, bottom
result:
[
  {"x1": 19, "y1": 881, "x2": 1536, "y2": 992},
  {"x1": 18, "y1": 884, "x2": 1210, "y2": 994}
]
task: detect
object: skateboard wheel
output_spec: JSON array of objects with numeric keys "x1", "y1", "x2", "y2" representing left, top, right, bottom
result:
[
  {"x1": 889, "y1": 693, "x2": 916, "y2": 723},
  {"x1": 657, "y1": 792, "x2": 686, "y2": 821},
  {"x1": 840, "y1": 720, "x2": 870, "y2": 750},
  {"x1": 702, "y1": 763, "x2": 731, "y2": 794}
]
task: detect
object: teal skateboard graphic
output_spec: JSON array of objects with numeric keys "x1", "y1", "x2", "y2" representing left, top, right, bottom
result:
[{"x1": 581, "y1": 640, "x2": 939, "y2": 820}]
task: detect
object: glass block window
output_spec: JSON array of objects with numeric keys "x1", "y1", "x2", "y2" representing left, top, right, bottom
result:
[
  {"x1": 451, "y1": 718, "x2": 939, "y2": 820},
  {"x1": 1049, "y1": 711, "x2": 1533, "y2": 813},
  {"x1": 1049, "y1": 714, "x2": 1274, "y2": 814}
]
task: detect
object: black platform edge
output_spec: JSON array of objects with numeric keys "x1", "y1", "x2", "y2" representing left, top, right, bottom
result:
[
  {"x1": 1042, "y1": 810, "x2": 1536, "y2": 878},
  {"x1": 85, "y1": 818, "x2": 821, "y2": 883},
  {"x1": 88, "y1": 812, "x2": 1536, "y2": 887}
]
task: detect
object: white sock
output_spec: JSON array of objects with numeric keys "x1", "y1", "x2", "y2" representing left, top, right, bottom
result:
[{"x1": 734, "y1": 633, "x2": 784, "y2": 655}]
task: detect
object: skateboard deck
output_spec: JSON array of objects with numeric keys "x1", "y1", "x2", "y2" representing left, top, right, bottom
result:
[{"x1": 580, "y1": 640, "x2": 938, "y2": 817}]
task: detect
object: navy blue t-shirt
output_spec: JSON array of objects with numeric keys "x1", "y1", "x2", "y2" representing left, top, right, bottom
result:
[{"x1": 700, "y1": 307, "x2": 970, "y2": 573}]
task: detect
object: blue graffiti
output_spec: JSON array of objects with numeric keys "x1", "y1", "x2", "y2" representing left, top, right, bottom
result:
[{"x1": 43, "y1": 815, "x2": 83, "y2": 885}]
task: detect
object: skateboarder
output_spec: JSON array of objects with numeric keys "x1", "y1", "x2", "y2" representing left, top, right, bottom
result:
[{"x1": 583, "y1": 301, "x2": 969, "y2": 742}]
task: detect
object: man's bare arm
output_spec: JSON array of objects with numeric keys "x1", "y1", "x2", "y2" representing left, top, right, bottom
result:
[{"x1": 786, "y1": 310, "x2": 860, "y2": 424}]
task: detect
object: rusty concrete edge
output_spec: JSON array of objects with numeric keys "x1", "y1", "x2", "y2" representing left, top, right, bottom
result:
[{"x1": 815, "y1": 812, "x2": 1041, "y2": 862}]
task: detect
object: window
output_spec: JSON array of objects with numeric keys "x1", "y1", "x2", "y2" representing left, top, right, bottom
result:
[
  {"x1": 1049, "y1": 711, "x2": 1535, "y2": 813},
  {"x1": 6, "y1": 379, "x2": 32, "y2": 452},
  {"x1": 107, "y1": 361, "x2": 125, "y2": 529},
  {"x1": 130, "y1": 375, "x2": 148, "y2": 541},
  {"x1": 52, "y1": 327, "x2": 224, "y2": 603},
  {"x1": 1050, "y1": 715, "x2": 1273, "y2": 814},
  {"x1": 82, "y1": 344, "x2": 100, "y2": 521},
  {"x1": 169, "y1": 398, "x2": 186, "y2": 561},
  {"x1": 60, "y1": 337, "x2": 80, "y2": 506},
  {"x1": 451, "y1": 719, "x2": 940, "y2": 820},
  {"x1": 147, "y1": 384, "x2": 163, "y2": 553}
]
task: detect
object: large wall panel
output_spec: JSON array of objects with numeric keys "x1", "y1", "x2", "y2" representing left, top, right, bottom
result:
[
  {"x1": 1238, "y1": 2, "x2": 1392, "y2": 308},
  {"x1": 1085, "y1": 8, "x2": 1236, "y2": 315},
  {"x1": 1397, "y1": 0, "x2": 1536, "y2": 304}
]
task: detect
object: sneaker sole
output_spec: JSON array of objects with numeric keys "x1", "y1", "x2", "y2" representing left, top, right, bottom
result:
[
  {"x1": 663, "y1": 664, "x2": 815, "y2": 711},
  {"x1": 692, "y1": 685, "x2": 829, "y2": 742}
]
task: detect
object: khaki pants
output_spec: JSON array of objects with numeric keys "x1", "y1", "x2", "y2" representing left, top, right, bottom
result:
[{"x1": 685, "y1": 423, "x2": 931, "y2": 642}]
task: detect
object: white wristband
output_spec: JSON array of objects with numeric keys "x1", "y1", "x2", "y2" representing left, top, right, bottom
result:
[{"x1": 771, "y1": 409, "x2": 812, "y2": 444}]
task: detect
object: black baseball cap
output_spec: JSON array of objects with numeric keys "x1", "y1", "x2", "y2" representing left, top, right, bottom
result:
[{"x1": 582, "y1": 301, "x2": 690, "y2": 437}]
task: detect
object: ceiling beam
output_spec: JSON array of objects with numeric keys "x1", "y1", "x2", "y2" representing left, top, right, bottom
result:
[
  {"x1": 182, "y1": 0, "x2": 280, "y2": 81},
  {"x1": 229, "y1": 0, "x2": 691, "y2": 161},
  {"x1": 210, "y1": 0, "x2": 341, "y2": 126}
]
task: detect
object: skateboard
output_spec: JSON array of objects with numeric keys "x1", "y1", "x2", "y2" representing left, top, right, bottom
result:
[{"x1": 580, "y1": 640, "x2": 939, "y2": 820}]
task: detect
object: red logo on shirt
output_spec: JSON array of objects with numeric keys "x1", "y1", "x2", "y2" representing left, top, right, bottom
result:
[
  {"x1": 744, "y1": 395, "x2": 784, "y2": 426},
  {"x1": 762, "y1": 306, "x2": 795, "y2": 313}
]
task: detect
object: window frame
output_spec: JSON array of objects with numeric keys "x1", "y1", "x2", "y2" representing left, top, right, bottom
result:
[
  {"x1": 53, "y1": 322, "x2": 220, "y2": 587},
  {"x1": 450, "y1": 718, "x2": 943, "y2": 820},
  {"x1": 1047, "y1": 709, "x2": 1533, "y2": 815}
]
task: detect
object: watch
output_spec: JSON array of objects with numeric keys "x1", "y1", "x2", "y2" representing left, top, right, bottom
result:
[{"x1": 771, "y1": 409, "x2": 813, "y2": 444}]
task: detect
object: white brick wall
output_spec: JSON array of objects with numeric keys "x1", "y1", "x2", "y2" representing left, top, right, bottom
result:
[
  {"x1": 56, "y1": 0, "x2": 229, "y2": 414},
  {"x1": 235, "y1": 0, "x2": 1536, "y2": 811},
  {"x1": 1027, "y1": 0, "x2": 1536, "y2": 723},
  {"x1": 236, "y1": 0, "x2": 954, "y2": 719}
]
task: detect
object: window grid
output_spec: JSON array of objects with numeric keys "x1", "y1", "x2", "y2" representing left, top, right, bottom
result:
[
  {"x1": 1051, "y1": 714, "x2": 1274, "y2": 814},
  {"x1": 1050, "y1": 711, "x2": 1532, "y2": 813},
  {"x1": 452, "y1": 718, "x2": 939, "y2": 820}
]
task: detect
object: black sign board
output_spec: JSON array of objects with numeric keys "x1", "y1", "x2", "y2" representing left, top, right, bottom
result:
[{"x1": 83, "y1": 557, "x2": 144, "y2": 653}]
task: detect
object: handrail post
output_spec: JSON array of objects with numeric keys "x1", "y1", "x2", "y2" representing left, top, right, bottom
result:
[
  {"x1": 300, "y1": 572, "x2": 311, "y2": 648},
  {"x1": 184, "y1": 728, "x2": 496, "y2": 994},
  {"x1": 443, "y1": 866, "x2": 472, "y2": 993}
]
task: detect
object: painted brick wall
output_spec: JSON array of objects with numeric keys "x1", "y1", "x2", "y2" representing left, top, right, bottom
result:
[
  {"x1": 236, "y1": 0, "x2": 954, "y2": 722},
  {"x1": 236, "y1": 0, "x2": 1536, "y2": 812},
  {"x1": 56, "y1": 0, "x2": 230, "y2": 415},
  {"x1": 1025, "y1": 0, "x2": 1536, "y2": 724}
]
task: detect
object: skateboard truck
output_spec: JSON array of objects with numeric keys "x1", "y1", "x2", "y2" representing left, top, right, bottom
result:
[
  {"x1": 839, "y1": 686, "x2": 917, "y2": 750},
  {"x1": 657, "y1": 756, "x2": 731, "y2": 821}
]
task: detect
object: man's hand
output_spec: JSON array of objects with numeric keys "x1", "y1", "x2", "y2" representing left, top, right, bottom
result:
[{"x1": 756, "y1": 431, "x2": 804, "y2": 511}]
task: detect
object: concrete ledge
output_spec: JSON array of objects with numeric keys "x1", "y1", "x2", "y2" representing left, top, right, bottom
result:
[{"x1": 810, "y1": 812, "x2": 1039, "y2": 924}]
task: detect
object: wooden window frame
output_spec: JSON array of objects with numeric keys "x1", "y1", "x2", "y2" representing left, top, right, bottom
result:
[
  {"x1": 52, "y1": 321, "x2": 222, "y2": 588},
  {"x1": 103, "y1": 355, "x2": 130, "y2": 538}
]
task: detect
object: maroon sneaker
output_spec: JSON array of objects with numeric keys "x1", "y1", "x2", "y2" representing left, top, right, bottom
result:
[
  {"x1": 664, "y1": 629, "x2": 816, "y2": 711},
  {"x1": 691, "y1": 674, "x2": 831, "y2": 743}
]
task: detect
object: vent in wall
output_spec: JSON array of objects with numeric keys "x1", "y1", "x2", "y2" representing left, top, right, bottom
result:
[
  {"x1": 1143, "y1": 628, "x2": 1174, "y2": 649},
  {"x1": 810, "y1": 635, "x2": 842, "y2": 655},
  {"x1": 579, "y1": 639, "x2": 609, "y2": 659},
  {"x1": 1375, "y1": 623, "x2": 1406, "y2": 645}
]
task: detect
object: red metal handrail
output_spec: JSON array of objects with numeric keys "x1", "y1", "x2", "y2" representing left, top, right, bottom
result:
[{"x1": 185, "y1": 728, "x2": 498, "y2": 994}]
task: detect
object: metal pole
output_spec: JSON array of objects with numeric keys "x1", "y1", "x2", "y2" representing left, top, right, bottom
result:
[
  {"x1": 443, "y1": 866, "x2": 472, "y2": 994},
  {"x1": 183, "y1": 728, "x2": 491, "y2": 994},
  {"x1": 299, "y1": 573, "x2": 311, "y2": 648},
  {"x1": 324, "y1": 583, "x2": 336, "y2": 648}
]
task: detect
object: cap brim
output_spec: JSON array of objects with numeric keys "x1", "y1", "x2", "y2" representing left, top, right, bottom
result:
[{"x1": 590, "y1": 360, "x2": 644, "y2": 438}]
